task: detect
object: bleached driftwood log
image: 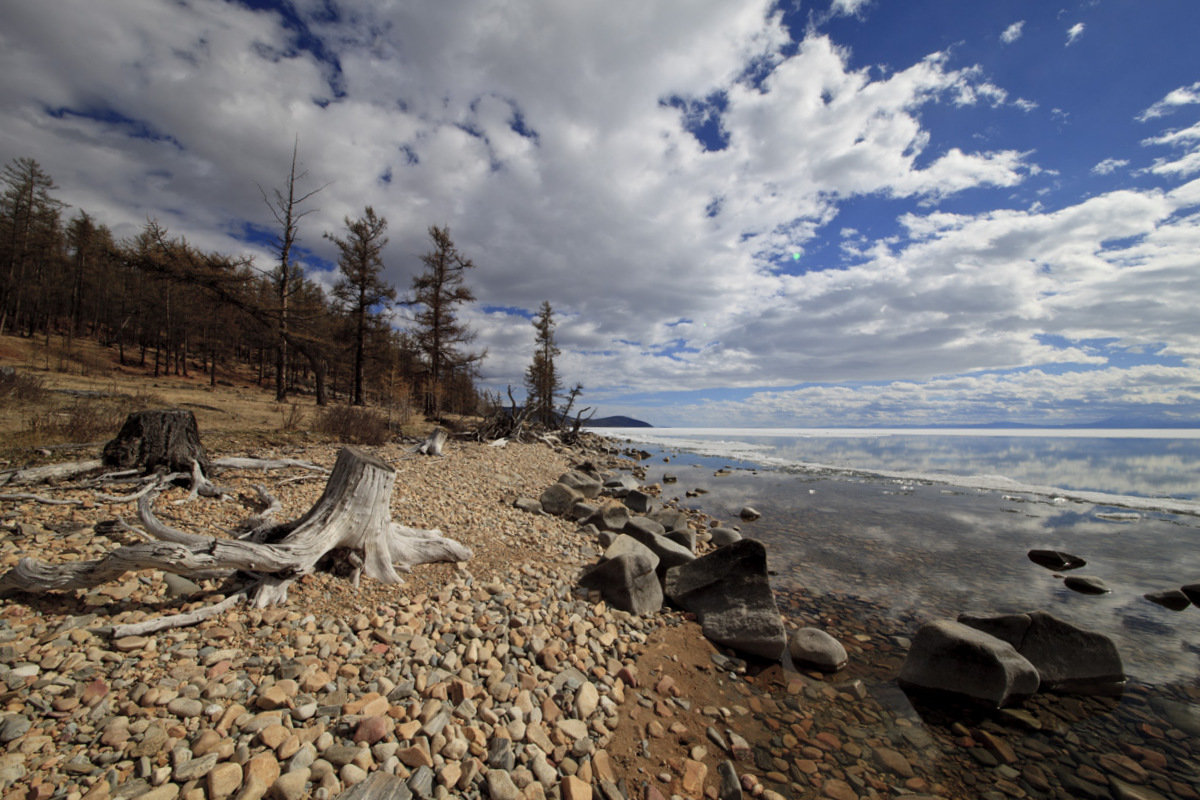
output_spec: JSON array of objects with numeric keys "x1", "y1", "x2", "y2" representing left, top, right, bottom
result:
[
  {"x1": 416, "y1": 428, "x2": 448, "y2": 456},
  {"x1": 0, "y1": 448, "x2": 473, "y2": 628}
]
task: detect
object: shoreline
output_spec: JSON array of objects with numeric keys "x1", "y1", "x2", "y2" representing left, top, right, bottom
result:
[{"x1": 1, "y1": 435, "x2": 1198, "y2": 800}]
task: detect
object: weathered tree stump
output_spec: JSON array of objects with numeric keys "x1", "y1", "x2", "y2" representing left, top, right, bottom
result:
[
  {"x1": 0, "y1": 448, "x2": 473, "y2": 631},
  {"x1": 102, "y1": 409, "x2": 211, "y2": 475}
]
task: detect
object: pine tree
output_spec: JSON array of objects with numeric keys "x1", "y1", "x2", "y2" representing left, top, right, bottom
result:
[
  {"x1": 327, "y1": 207, "x2": 395, "y2": 406},
  {"x1": 0, "y1": 158, "x2": 64, "y2": 336},
  {"x1": 409, "y1": 225, "x2": 484, "y2": 419},
  {"x1": 524, "y1": 300, "x2": 562, "y2": 427}
]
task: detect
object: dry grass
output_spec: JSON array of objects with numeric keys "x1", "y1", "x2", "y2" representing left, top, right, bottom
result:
[
  {"x1": 314, "y1": 404, "x2": 393, "y2": 445},
  {"x1": 0, "y1": 333, "x2": 438, "y2": 459}
]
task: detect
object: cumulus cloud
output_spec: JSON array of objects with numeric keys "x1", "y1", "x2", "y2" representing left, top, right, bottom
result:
[
  {"x1": 1066, "y1": 23, "x2": 1085, "y2": 46},
  {"x1": 1001, "y1": 21, "x2": 1025, "y2": 44},
  {"x1": 2, "y1": 1, "x2": 1198, "y2": 426},
  {"x1": 830, "y1": 0, "x2": 871, "y2": 17}
]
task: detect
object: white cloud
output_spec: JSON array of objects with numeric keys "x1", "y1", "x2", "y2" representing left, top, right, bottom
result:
[
  {"x1": 1001, "y1": 21, "x2": 1025, "y2": 44},
  {"x1": 830, "y1": 0, "x2": 871, "y2": 17},
  {"x1": 1066, "y1": 22, "x2": 1085, "y2": 46},
  {"x1": 3, "y1": 1, "x2": 1198, "y2": 426},
  {"x1": 1092, "y1": 158, "x2": 1129, "y2": 175},
  {"x1": 1139, "y1": 82, "x2": 1200, "y2": 122}
]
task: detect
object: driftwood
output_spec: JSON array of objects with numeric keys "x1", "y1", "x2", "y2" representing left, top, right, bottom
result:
[
  {"x1": 0, "y1": 448, "x2": 473, "y2": 631},
  {"x1": 415, "y1": 428, "x2": 448, "y2": 456}
]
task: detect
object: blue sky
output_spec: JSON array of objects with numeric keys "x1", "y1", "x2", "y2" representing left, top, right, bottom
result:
[{"x1": 3, "y1": 0, "x2": 1200, "y2": 426}]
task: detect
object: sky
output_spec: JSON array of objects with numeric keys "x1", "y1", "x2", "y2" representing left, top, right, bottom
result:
[{"x1": 3, "y1": 0, "x2": 1200, "y2": 427}]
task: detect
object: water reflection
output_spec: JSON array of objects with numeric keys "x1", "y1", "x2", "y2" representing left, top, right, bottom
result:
[
  {"x1": 613, "y1": 428, "x2": 1200, "y2": 501},
  {"x1": 637, "y1": 453, "x2": 1200, "y2": 686}
]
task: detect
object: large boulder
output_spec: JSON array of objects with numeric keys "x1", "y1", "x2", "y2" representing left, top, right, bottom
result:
[
  {"x1": 578, "y1": 554, "x2": 663, "y2": 616},
  {"x1": 623, "y1": 490, "x2": 658, "y2": 515},
  {"x1": 649, "y1": 509, "x2": 690, "y2": 533},
  {"x1": 602, "y1": 534, "x2": 660, "y2": 572},
  {"x1": 958, "y1": 610, "x2": 1125, "y2": 692},
  {"x1": 624, "y1": 516, "x2": 666, "y2": 538},
  {"x1": 664, "y1": 540, "x2": 786, "y2": 661},
  {"x1": 898, "y1": 620, "x2": 1039, "y2": 707},
  {"x1": 539, "y1": 483, "x2": 583, "y2": 516},
  {"x1": 623, "y1": 526, "x2": 696, "y2": 577},
  {"x1": 603, "y1": 475, "x2": 640, "y2": 498},
  {"x1": 709, "y1": 527, "x2": 743, "y2": 546},
  {"x1": 557, "y1": 471, "x2": 602, "y2": 499},
  {"x1": 582, "y1": 504, "x2": 632, "y2": 532}
]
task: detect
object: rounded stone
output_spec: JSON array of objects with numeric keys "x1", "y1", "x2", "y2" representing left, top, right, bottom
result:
[{"x1": 788, "y1": 627, "x2": 848, "y2": 672}]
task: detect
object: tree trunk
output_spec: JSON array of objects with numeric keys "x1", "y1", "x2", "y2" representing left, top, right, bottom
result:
[
  {"x1": 0, "y1": 448, "x2": 472, "y2": 614},
  {"x1": 102, "y1": 409, "x2": 211, "y2": 475}
]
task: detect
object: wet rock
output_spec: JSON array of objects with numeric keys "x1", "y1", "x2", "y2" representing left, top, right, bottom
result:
[
  {"x1": 1027, "y1": 549, "x2": 1087, "y2": 571},
  {"x1": 1181, "y1": 583, "x2": 1200, "y2": 607},
  {"x1": 899, "y1": 619, "x2": 1039, "y2": 707},
  {"x1": 959, "y1": 610, "x2": 1125, "y2": 692},
  {"x1": 738, "y1": 507, "x2": 760, "y2": 521},
  {"x1": 709, "y1": 527, "x2": 742, "y2": 546},
  {"x1": 1144, "y1": 589, "x2": 1191, "y2": 611},
  {"x1": 1064, "y1": 575, "x2": 1111, "y2": 595},
  {"x1": 787, "y1": 627, "x2": 847, "y2": 672},
  {"x1": 665, "y1": 540, "x2": 786, "y2": 660}
]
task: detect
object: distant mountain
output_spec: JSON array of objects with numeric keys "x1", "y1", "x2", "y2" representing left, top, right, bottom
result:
[{"x1": 586, "y1": 415, "x2": 652, "y2": 428}]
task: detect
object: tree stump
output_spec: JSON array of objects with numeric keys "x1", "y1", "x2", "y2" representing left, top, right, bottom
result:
[
  {"x1": 0, "y1": 448, "x2": 473, "y2": 626},
  {"x1": 102, "y1": 409, "x2": 211, "y2": 475}
]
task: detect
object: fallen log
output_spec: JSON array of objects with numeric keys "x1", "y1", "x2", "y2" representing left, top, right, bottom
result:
[{"x1": 0, "y1": 448, "x2": 473, "y2": 625}]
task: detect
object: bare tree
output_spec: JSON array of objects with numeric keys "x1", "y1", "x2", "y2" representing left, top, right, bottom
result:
[
  {"x1": 327, "y1": 207, "x2": 396, "y2": 406},
  {"x1": 261, "y1": 140, "x2": 326, "y2": 402}
]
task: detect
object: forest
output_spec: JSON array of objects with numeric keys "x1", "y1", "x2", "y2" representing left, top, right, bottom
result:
[{"x1": 0, "y1": 155, "x2": 493, "y2": 423}]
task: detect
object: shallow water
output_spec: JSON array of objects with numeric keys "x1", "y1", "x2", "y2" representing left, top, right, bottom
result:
[{"x1": 601, "y1": 430, "x2": 1200, "y2": 687}]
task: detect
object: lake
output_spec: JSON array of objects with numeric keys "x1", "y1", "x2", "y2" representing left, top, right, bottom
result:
[{"x1": 594, "y1": 427, "x2": 1200, "y2": 685}]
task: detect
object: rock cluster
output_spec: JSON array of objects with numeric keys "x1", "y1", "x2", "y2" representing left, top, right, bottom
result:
[
  {"x1": 523, "y1": 464, "x2": 843, "y2": 669},
  {"x1": 899, "y1": 611, "x2": 1125, "y2": 706}
]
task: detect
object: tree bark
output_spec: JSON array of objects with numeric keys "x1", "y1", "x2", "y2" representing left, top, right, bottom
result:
[
  {"x1": 0, "y1": 448, "x2": 472, "y2": 614},
  {"x1": 102, "y1": 409, "x2": 210, "y2": 475}
]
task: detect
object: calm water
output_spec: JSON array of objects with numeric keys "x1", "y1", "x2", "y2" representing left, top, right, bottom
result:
[{"x1": 597, "y1": 428, "x2": 1200, "y2": 686}]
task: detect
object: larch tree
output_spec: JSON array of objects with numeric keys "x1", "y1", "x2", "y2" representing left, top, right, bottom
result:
[
  {"x1": 409, "y1": 225, "x2": 484, "y2": 419},
  {"x1": 524, "y1": 300, "x2": 562, "y2": 427},
  {"x1": 327, "y1": 207, "x2": 395, "y2": 406},
  {"x1": 0, "y1": 158, "x2": 64, "y2": 336},
  {"x1": 261, "y1": 140, "x2": 325, "y2": 402}
]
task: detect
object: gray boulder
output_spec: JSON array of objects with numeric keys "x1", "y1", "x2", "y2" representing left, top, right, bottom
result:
[
  {"x1": 624, "y1": 516, "x2": 666, "y2": 538},
  {"x1": 958, "y1": 610, "x2": 1125, "y2": 692},
  {"x1": 567, "y1": 501, "x2": 599, "y2": 522},
  {"x1": 603, "y1": 475, "x2": 640, "y2": 497},
  {"x1": 788, "y1": 628, "x2": 847, "y2": 672},
  {"x1": 513, "y1": 497, "x2": 543, "y2": 515},
  {"x1": 664, "y1": 529, "x2": 696, "y2": 553},
  {"x1": 558, "y1": 470, "x2": 602, "y2": 498},
  {"x1": 664, "y1": 539, "x2": 786, "y2": 660},
  {"x1": 623, "y1": 489, "x2": 657, "y2": 515},
  {"x1": 899, "y1": 619, "x2": 1039, "y2": 707},
  {"x1": 539, "y1": 483, "x2": 582, "y2": 516},
  {"x1": 578, "y1": 554, "x2": 663, "y2": 616},
  {"x1": 583, "y1": 504, "x2": 632, "y2": 532},
  {"x1": 623, "y1": 526, "x2": 696, "y2": 577},
  {"x1": 709, "y1": 527, "x2": 743, "y2": 546},
  {"x1": 603, "y1": 534, "x2": 660, "y2": 572},
  {"x1": 649, "y1": 508, "x2": 690, "y2": 532}
]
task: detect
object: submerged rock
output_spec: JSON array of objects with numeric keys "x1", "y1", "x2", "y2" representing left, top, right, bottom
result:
[
  {"x1": 787, "y1": 627, "x2": 847, "y2": 672},
  {"x1": 958, "y1": 610, "x2": 1125, "y2": 693},
  {"x1": 1064, "y1": 575, "x2": 1111, "y2": 595},
  {"x1": 1027, "y1": 549, "x2": 1087, "y2": 571},
  {"x1": 899, "y1": 619, "x2": 1039, "y2": 707},
  {"x1": 1145, "y1": 589, "x2": 1191, "y2": 611}
]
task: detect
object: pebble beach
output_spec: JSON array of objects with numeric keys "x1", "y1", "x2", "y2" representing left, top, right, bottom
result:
[{"x1": 1, "y1": 435, "x2": 1199, "y2": 800}]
